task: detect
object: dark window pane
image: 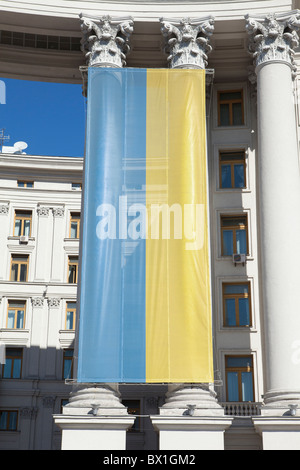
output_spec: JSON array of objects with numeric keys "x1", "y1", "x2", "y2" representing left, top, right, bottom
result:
[
  {"x1": 221, "y1": 164, "x2": 232, "y2": 188},
  {"x1": 232, "y1": 102, "x2": 243, "y2": 125},
  {"x1": 227, "y1": 356, "x2": 252, "y2": 368},
  {"x1": 219, "y1": 103, "x2": 230, "y2": 126},
  {"x1": 219, "y1": 91, "x2": 242, "y2": 101}
]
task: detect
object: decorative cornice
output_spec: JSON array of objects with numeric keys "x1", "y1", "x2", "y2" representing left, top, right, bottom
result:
[
  {"x1": 79, "y1": 14, "x2": 134, "y2": 68},
  {"x1": 160, "y1": 16, "x2": 214, "y2": 69},
  {"x1": 0, "y1": 204, "x2": 9, "y2": 215},
  {"x1": 37, "y1": 206, "x2": 50, "y2": 217},
  {"x1": 20, "y1": 407, "x2": 38, "y2": 419},
  {"x1": 245, "y1": 11, "x2": 300, "y2": 76},
  {"x1": 47, "y1": 297, "x2": 61, "y2": 308},
  {"x1": 43, "y1": 396, "x2": 56, "y2": 408},
  {"x1": 31, "y1": 297, "x2": 44, "y2": 308},
  {"x1": 52, "y1": 207, "x2": 65, "y2": 217}
]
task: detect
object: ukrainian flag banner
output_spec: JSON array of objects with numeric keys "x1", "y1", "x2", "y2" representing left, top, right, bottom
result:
[{"x1": 77, "y1": 68, "x2": 213, "y2": 383}]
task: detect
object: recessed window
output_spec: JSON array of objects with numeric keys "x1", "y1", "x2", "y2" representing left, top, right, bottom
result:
[
  {"x1": 14, "y1": 210, "x2": 32, "y2": 237},
  {"x1": 68, "y1": 257, "x2": 78, "y2": 284},
  {"x1": 225, "y1": 355, "x2": 254, "y2": 402},
  {"x1": 7, "y1": 300, "x2": 26, "y2": 329},
  {"x1": 219, "y1": 150, "x2": 246, "y2": 189},
  {"x1": 218, "y1": 90, "x2": 244, "y2": 126},
  {"x1": 70, "y1": 213, "x2": 80, "y2": 239},
  {"x1": 1, "y1": 348, "x2": 22, "y2": 379},
  {"x1": 63, "y1": 349, "x2": 74, "y2": 380},
  {"x1": 65, "y1": 302, "x2": 76, "y2": 330},
  {"x1": 0, "y1": 410, "x2": 18, "y2": 431},
  {"x1": 17, "y1": 181, "x2": 33, "y2": 188},
  {"x1": 10, "y1": 255, "x2": 29, "y2": 282},
  {"x1": 122, "y1": 400, "x2": 141, "y2": 432},
  {"x1": 221, "y1": 215, "x2": 248, "y2": 256},
  {"x1": 223, "y1": 283, "x2": 251, "y2": 327}
]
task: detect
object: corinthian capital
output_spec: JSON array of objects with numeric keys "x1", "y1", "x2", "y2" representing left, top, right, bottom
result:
[
  {"x1": 79, "y1": 13, "x2": 134, "y2": 68},
  {"x1": 160, "y1": 16, "x2": 214, "y2": 69},
  {"x1": 245, "y1": 11, "x2": 300, "y2": 74}
]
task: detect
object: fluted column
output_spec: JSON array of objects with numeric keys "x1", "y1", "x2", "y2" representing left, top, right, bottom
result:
[{"x1": 246, "y1": 11, "x2": 300, "y2": 413}]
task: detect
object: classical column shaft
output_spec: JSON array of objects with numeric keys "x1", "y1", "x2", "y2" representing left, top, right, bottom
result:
[{"x1": 246, "y1": 11, "x2": 300, "y2": 405}]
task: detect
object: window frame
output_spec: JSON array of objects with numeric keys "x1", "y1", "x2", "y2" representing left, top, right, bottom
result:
[
  {"x1": 225, "y1": 355, "x2": 255, "y2": 402},
  {"x1": 220, "y1": 214, "x2": 248, "y2": 256},
  {"x1": 222, "y1": 282, "x2": 252, "y2": 327},
  {"x1": 217, "y1": 89, "x2": 244, "y2": 127},
  {"x1": 219, "y1": 150, "x2": 246, "y2": 190},
  {"x1": 10, "y1": 254, "x2": 29, "y2": 282},
  {"x1": 67, "y1": 256, "x2": 78, "y2": 284},
  {"x1": 0, "y1": 410, "x2": 18, "y2": 431},
  {"x1": 17, "y1": 181, "x2": 34, "y2": 188},
  {"x1": 63, "y1": 349, "x2": 74, "y2": 380},
  {"x1": 69, "y1": 212, "x2": 80, "y2": 239},
  {"x1": 13, "y1": 210, "x2": 32, "y2": 237},
  {"x1": 1, "y1": 348, "x2": 23, "y2": 379},
  {"x1": 7, "y1": 300, "x2": 26, "y2": 329},
  {"x1": 65, "y1": 301, "x2": 76, "y2": 330}
]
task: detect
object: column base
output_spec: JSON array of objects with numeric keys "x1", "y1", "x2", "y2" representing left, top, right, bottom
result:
[
  {"x1": 151, "y1": 384, "x2": 233, "y2": 450},
  {"x1": 252, "y1": 417, "x2": 300, "y2": 450},
  {"x1": 262, "y1": 390, "x2": 300, "y2": 415},
  {"x1": 53, "y1": 384, "x2": 135, "y2": 450},
  {"x1": 151, "y1": 416, "x2": 233, "y2": 450}
]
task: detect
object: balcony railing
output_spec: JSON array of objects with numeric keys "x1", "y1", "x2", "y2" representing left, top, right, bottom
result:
[{"x1": 221, "y1": 402, "x2": 262, "y2": 416}]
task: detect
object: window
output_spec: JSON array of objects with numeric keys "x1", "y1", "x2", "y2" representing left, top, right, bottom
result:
[
  {"x1": 10, "y1": 255, "x2": 29, "y2": 282},
  {"x1": 68, "y1": 257, "x2": 78, "y2": 284},
  {"x1": 223, "y1": 283, "x2": 251, "y2": 327},
  {"x1": 65, "y1": 302, "x2": 76, "y2": 330},
  {"x1": 225, "y1": 356, "x2": 254, "y2": 402},
  {"x1": 69, "y1": 213, "x2": 80, "y2": 239},
  {"x1": 122, "y1": 400, "x2": 141, "y2": 432},
  {"x1": 13, "y1": 210, "x2": 32, "y2": 237},
  {"x1": 221, "y1": 215, "x2": 248, "y2": 256},
  {"x1": 7, "y1": 301, "x2": 26, "y2": 329},
  {"x1": 218, "y1": 90, "x2": 244, "y2": 126},
  {"x1": 0, "y1": 411, "x2": 18, "y2": 431},
  {"x1": 71, "y1": 183, "x2": 81, "y2": 190},
  {"x1": 17, "y1": 181, "x2": 33, "y2": 188},
  {"x1": 219, "y1": 150, "x2": 246, "y2": 189},
  {"x1": 1, "y1": 348, "x2": 22, "y2": 379},
  {"x1": 63, "y1": 349, "x2": 73, "y2": 380}
]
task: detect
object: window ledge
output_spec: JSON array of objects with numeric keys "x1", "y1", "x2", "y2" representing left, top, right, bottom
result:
[
  {"x1": 215, "y1": 188, "x2": 251, "y2": 194},
  {"x1": 0, "y1": 328, "x2": 29, "y2": 333},
  {"x1": 216, "y1": 255, "x2": 254, "y2": 262}
]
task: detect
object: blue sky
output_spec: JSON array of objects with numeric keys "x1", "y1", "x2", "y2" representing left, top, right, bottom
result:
[{"x1": 0, "y1": 77, "x2": 86, "y2": 157}]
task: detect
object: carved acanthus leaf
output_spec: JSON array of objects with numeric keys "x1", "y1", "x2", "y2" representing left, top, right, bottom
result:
[
  {"x1": 160, "y1": 16, "x2": 214, "y2": 69},
  {"x1": 79, "y1": 14, "x2": 134, "y2": 68}
]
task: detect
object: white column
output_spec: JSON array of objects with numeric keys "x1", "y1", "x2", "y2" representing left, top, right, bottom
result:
[
  {"x1": 53, "y1": 385, "x2": 135, "y2": 450},
  {"x1": 53, "y1": 15, "x2": 135, "y2": 450},
  {"x1": 28, "y1": 297, "x2": 45, "y2": 378},
  {"x1": 35, "y1": 206, "x2": 52, "y2": 281},
  {"x1": 50, "y1": 207, "x2": 65, "y2": 282},
  {"x1": 0, "y1": 203, "x2": 9, "y2": 280},
  {"x1": 150, "y1": 17, "x2": 232, "y2": 451},
  {"x1": 151, "y1": 385, "x2": 232, "y2": 450},
  {"x1": 246, "y1": 10, "x2": 300, "y2": 448}
]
